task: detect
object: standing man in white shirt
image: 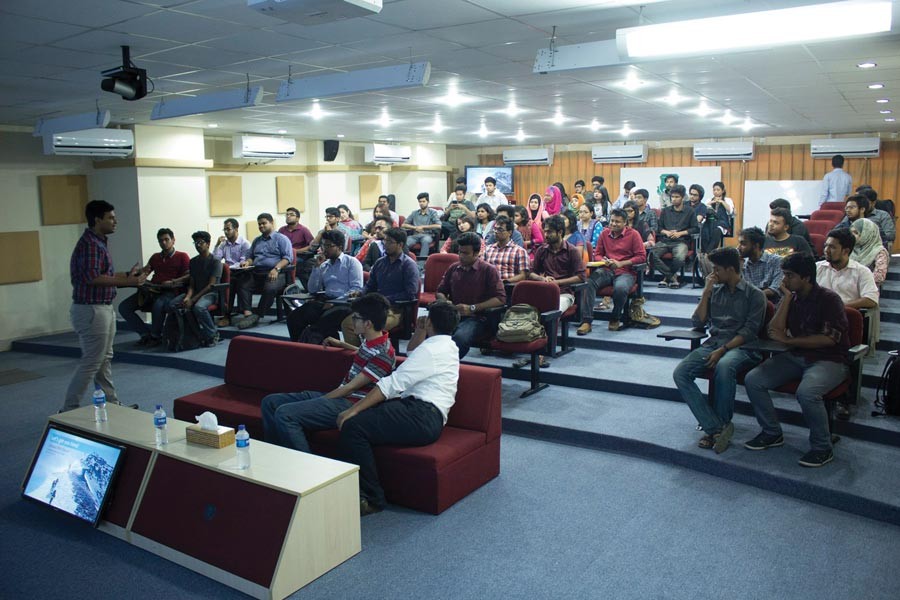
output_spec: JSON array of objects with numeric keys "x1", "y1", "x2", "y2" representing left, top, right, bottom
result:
[
  {"x1": 816, "y1": 227, "x2": 879, "y2": 421},
  {"x1": 479, "y1": 176, "x2": 507, "y2": 211},
  {"x1": 820, "y1": 154, "x2": 852, "y2": 205},
  {"x1": 336, "y1": 301, "x2": 461, "y2": 516}
]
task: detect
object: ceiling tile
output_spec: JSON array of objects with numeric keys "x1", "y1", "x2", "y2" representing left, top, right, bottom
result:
[
  {"x1": 368, "y1": 0, "x2": 499, "y2": 30},
  {"x1": 0, "y1": 12, "x2": 88, "y2": 44},
  {"x1": 1, "y1": 1, "x2": 158, "y2": 28},
  {"x1": 108, "y1": 10, "x2": 253, "y2": 44}
]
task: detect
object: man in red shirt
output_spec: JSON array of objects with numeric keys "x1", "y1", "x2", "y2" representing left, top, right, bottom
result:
[
  {"x1": 436, "y1": 232, "x2": 506, "y2": 358},
  {"x1": 118, "y1": 228, "x2": 190, "y2": 346},
  {"x1": 580, "y1": 208, "x2": 647, "y2": 333},
  {"x1": 278, "y1": 206, "x2": 314, "y2": 259}
]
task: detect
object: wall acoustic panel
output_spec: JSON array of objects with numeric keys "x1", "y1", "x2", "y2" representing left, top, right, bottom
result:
[
  {"x1": 359, "y1": 175, "x2": 381, "y2": 210},
  {"x1": 38, "y1": 175, "x2": 88, "y2": 226},
  {"x1": 209, "y1": 175, "x2": 243, "y2": 217},
  {"x1": 276, "y1": 176, "x2": 305, "y2": 214},
  {"x1": 0, "y1": 231, "x2": 42, "y2": 284},
  {"x1": 131, "y1": 454, "x2": 296, "y2": 587}
]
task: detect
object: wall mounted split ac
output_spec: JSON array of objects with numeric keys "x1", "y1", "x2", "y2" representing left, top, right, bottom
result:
[
  {"x1": 364, "y1": 143, "x2": 411, "y2": 165},
  {"x1": 693, "y1": 141, "x2": 754, "y2": 162},
  {"x1": 502, "y1": 148, "x2": 554, "y2": 166},
  {"x1": 810, "y1": 137, "x2": 880, "y2": 159},
  {"x1": 43, "y1": 128, "x2": 134, "y2": 158},
  {"x1": 591, "y1": 144, "x2": 648, "y2": 164},
  {"x1": 232, "y1": 135, "x2": 296, "y2": 159}
]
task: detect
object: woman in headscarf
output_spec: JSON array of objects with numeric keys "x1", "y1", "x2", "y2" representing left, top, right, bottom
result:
[
  {"x1": 543, "y1": 185, "x2": 562, "y2": 216},
  {"x1": 850, "y1": 217, "x2": 890, "y2": 287},
  {"x1": 527, "y1": 193, "x2": 548, "y2": 227},
  {"x1": 568, "y1": 192, "x2": 585, "y2": 213}
]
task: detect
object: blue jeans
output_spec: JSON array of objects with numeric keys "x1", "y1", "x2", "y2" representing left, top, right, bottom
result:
[
  {"x1": 584, "y1": 270, "x2": 635, "y2": 321},
  {"x1": 119, "y1": 290, "x2": 177, "y2": 339},
  {"x1": 744, "y1": 353, "x2": 848, "y2": 452},
  {"x1": 650, "y1": 239, "x2": 688, "y2": 278},
  {"x1": 407, "y1": 233, "x2": 434, "y2": 258},
  {"x1": 452, "y1": 316, "x2": 494, "y2": 358},
  {"x1": 673, "y1": 345, "x2": 761, "y2": 434},
  {"x1": 172, "y1": 292, "x2": 218, "y2": 341},
  {"x1": 339, "y1": 397, "x2": 444, "y2": 508},
  {"x1": 260, "y1": 390, "x2": 352, "y2": 451}
]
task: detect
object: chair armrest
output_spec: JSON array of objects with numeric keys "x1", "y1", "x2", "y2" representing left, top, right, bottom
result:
[
  {"x1": 539, "y1": 309, "x2": 563, "y2": 324},
  {"x1": 848, "y1": 344, "x2": 869, "y2": 361},
  {"x1": 482, "y1": 305, "x2": 506, "y2": 316},
  {"x1": 657, "y1": 329, "x2": 707, "y2": 342}
]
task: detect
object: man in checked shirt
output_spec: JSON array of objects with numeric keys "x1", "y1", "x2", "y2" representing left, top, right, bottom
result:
[{"x1": 64, "y1": 200, "x2": 147, "y2": 412}]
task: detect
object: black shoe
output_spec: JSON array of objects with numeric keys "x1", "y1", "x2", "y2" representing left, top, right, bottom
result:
[
  {"x1": 360, "y1": 498, "x2": 383, "y2": 516},
  {"x1": 744, "y1": 431, "x2": 785, "y2": 451},
  {"x1": 798, "y1": 448, "x2": 834, "y2": 468},
  {"x1": 136, "y1": 335, "x2": 152, "y2": 346},
  {"x1": 835, "y1": 401, "x2": 851, "y2": 421}
]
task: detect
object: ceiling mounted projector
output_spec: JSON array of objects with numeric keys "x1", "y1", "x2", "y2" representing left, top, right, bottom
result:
[
  {"x1": 101, "y1": 46, "x2": 147, "y2": 101},
  {"x1": 249, "y1": 0, "x2": 383, "y2": 25}
]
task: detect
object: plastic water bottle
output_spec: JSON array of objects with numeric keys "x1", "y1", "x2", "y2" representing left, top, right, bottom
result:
[
  {"x1": 236, "y1": 425, "x2": 250, "y2": 470},
  {"x1": 154, "y1": 405, "x2": 168, "y2": 446},
  {"x1": 92, "y1": 384, "x2": 108, "y2": 423}
]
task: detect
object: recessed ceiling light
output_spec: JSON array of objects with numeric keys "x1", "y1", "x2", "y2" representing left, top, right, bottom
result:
[
  {"x1": 309, "y1": 101, "x2": 325, "y2": 120},
  {"x1": 876, "y1": 98, "x2": 890, "y2": 103},
  {"x1": 719, "y1": 109, "x2": 738, "y2": 125},
  {"x1": 504, "y1": 100, "x2": 522, "y2": 117},
  {"x1": 858, "y1": 61, "x2": 877, "y2": 69},
  {"x1": 551, "y1": 109, "x2": 566, "y2": 126},
  {"x1": 478, "y1": 122, "x2": 489, "y2": 138},
  {"x1": 515, "y1": 128, "x2": 526, "y2": 142},
  {"x1": 277, "y1": 129, "x2": 287, "y2": 134},
  {"x1": 431, "y1": 114, "x2": 445, "y2": 133},
  {"x1": 738, "y1": 116, "x2": 757, "y2": 131},
  {"x1": 692, "y1": 100, "x2": 715, "y2": 117},
  {"x1": 386, "y1": 137, "x2": 393, "y2": 141},
  {"x1": 377, "y1": 108, "x2": 391, "y2": 128},
  {"x1": 660, "y1": 89, "x2": 690, "y2": 106},
  {"x1": 337, "y1": 134, "x2": 345, "y2": 138},
  {"x1": 433, "y1": 82, "x2": 477, "y2": 107},
  {"x1": 428, "y1": 140, "x2": 434, "y2": 143},
  {"x1": 869, "y1": 83, "x2": 885, "y2": 89},
  {"x1": 880, "y1": 109, "x2": 893, "y2": 114},
  {"x1": 207, "y1": 123, "x2": 218, "y2": 128},
  {"x1": 589, "y1": 118, "x2": 602, "y2": 132},
  {"x1": 886, "y1": 118, "x2": 896, "y2": 122}
]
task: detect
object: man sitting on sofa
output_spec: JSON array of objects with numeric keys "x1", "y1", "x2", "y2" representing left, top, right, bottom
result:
[
  {"x1": 337, "y1": 300, "x2": 461, "y2": 515},
  {"x1": 261, "y1": 293, "x2": 396, "y2": 453}
]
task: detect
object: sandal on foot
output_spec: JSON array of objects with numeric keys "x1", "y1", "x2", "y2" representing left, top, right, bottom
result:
[
  {"x1": 698, "y1": 435, "x2": 715, "y2": 449},
  {"x1": 512, "y1": 358, "x2": 530, "y2": 368}
]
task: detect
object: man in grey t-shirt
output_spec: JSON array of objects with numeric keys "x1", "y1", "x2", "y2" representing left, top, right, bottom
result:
[
  {"x1": 172, "y1": 231, "x2": 223, "y2": 346},
  {"x1": 403, "y1": 192, "x2": 441, "y2": 258}
]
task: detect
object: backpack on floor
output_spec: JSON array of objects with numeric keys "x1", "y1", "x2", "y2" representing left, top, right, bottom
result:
[
  {"x1": 874, "y1": 350, "x2": 900, "y2": 416},
  {"x1": 163, "y1": 308, "x2": 203, "y2": 352},
  {"x1": 628, "y1": 296, "x2": 661, "y2": 329},
  {"x1": 496, "y1": 304, "x2": 545, "y2": 343}
]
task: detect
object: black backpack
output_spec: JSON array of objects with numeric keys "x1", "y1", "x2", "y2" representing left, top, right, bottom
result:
[
  {"x1": 163, "y1": 308, "x2": 203, "y2": 352},
  {"x1": 874, "y1": 350, "x2": 900, "y2": 416}
]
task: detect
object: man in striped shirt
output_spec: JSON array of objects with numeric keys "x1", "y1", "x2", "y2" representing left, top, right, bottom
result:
[
  {"x1": 260, "y1": 293, "x2": 396, "y2": 452},
  {"x1": 483, "y1": 216, "x2": 529, "y2": 282},
  {"x1": 64, "y1": 200, "x2": 147, "y2": 412}
]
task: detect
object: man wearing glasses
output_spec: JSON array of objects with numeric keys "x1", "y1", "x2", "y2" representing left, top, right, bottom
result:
[
  {"x1": 170, "y1": 231, "x2": 223, "y2": 347},
  {"x1": 213, "y1": 218, "x2": 250, "y2": 267},
  {"x1": 360, "y1": 216, "x2": 392, "y2": 272},
  {"x1": 278, "y1": 206, "x2": 314, "y2": 260},
  {"x1": 261, "y1": 293, "x2": 396, "y2": 456},
  {"x1": 286, "y1": 229, "x2": 364, "y2": 342},
  {"x1": 341, "y1": 227, "x2": 419, "y2": 347}
]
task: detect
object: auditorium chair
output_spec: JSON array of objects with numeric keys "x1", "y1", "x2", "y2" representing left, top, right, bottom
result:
[
  {"x1": 419, "y1": 253, "x2": 458, "y2": 308},
  {"x1": 820, "y1": 201, "x2": 846, "y2": 212},
  {"x1": 809, "y1": 209, "x2": 844, "y2": 225},
  {"x1": 489, "y1": 281, "x2": 561, "y2": 397},
  {"x1": 590, "y1": 262, "x2": 646, "y2": 330},
  {"x1": 803, "y1": 219, "x2": 837, "y2": 238},
  {"x1": 206, "y1": 263, "x2": 231, "y2": 319},
  {"x1": 808, "y1": 233, "x2": 826, "y2": 259}
]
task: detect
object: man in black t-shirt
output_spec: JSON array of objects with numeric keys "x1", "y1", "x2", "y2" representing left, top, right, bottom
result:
[
  {"x1": 172, "y1": 231, "x2": 223, "y2": 346},
  {"x1": 764, "y1": 208, "x2": 814, "y2": 258}
]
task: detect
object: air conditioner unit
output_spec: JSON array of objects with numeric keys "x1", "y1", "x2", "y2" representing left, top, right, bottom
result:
[
  {"x1": 365, "y1": 143, "x2": 411, "y2": 165},
  {"x1": 502, "y1": 148, "x2": 554, "y2": 166},
  {"x1": 693, "y1": 141, "x2": 754, "y2": 162},
  {"x1": 232, "y1": 135, "x2": 296, "y2": 159},
  {"x1": 810, "y1": 137, "x2": 880, "y2": 159},
  {"x1": 43, "y1": 128, "x2": 134, "y2": 158},
  {"x1": 248, "y1": 0, "x2": 382, "y2": 25},
  {"x1": 591, "y1": 144, "x2": 647, "y2": 164}
]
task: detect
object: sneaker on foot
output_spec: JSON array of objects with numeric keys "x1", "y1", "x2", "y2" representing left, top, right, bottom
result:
[
  {"x1": 744, "y1": 431, "x2": 785, "y2": 451},
  {"x1": 608, "y1": 320, "x2": 622, "y2": 332},
  {"x1": 576, "y1": 322, "x2": 592, "y2": 335},
  {"x1": 713, "y1": 422, "x2": 734, "y2": 454},
  {"x1": 798, "y1": 448, "x2": 834, "y2": 468},
  {"x1": 360, "y1": 498, "x2": 383, "y2": 516},
  {"x1": 237, "y1": 314, "x2": 259, "y2": 330}
]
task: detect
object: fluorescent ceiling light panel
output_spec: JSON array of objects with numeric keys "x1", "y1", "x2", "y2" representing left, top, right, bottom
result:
[
  {"x1": 617, "y1": 1, "x2": 892, "y2": 60},
  {"x1": 151, "y1": 87, "x2": 263, "y2": 120},
  {"x1": 277, "y1": 62, "x2": 431, "y2": 102},
  {"x1": 33, "y1": 110, "x2": 110, "y2": 137}
]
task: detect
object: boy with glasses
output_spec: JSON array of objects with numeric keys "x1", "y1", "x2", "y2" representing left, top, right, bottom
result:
[
  {"x1": 213, "y1": 218, "x2": 250, "y2": 267},
  {"x1": 261, "y1": 293, "x2": 396, "y2": 453}
]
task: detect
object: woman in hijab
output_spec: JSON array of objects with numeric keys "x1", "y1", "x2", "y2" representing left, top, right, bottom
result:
[
  {"x1": 568, "y1": 193, "x2": 585, "y2": 213},
  {"x1": 850, "y1": 217, "x2": 890, "y2": 287},
  {"x1": 544, "y1": 185, "x2": 563, "y2": 216},
  {"x1": 527, "y1": 193, "x2": 548, "y2": 227}
]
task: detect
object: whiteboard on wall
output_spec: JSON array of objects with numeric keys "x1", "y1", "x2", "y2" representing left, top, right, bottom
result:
[
  {"x1": 742, "y1": 180, "x2": 824, "y2": 233},
  {"x1": 619, "y1": 166, "x2": 722, "y2": 208}
]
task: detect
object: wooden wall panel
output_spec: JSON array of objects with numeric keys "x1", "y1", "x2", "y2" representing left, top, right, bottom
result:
[
  {"x1": 276, "y1": 176, "x2": 305, "y2": 214},
  {"x1": 359, "y1": 175, "x2": 382, "y2": 210},
  {"x1": 0, "y1": 231, "x2": 42, "y2": 284},
  {"x1": 38, "y1": 175, "x2": 88, "y2": 226},
  {"x1": 483, "y1": 141, "x2": 900, "y2": 250},
  {"x1": 208, "y1": 175, "x2": 242, "y2": 217}
]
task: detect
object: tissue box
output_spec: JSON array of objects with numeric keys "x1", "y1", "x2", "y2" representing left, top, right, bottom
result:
[{"x1": 186, "y1": 424, "x2": 235, "y2": 448}]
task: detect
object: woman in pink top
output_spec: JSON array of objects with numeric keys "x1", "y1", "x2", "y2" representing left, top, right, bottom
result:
[{"x1": 543, "y1": 185, "x2": 562, "y2": 216}]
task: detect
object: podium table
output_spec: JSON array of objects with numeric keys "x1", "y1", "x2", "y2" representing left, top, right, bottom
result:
[{"x1": 49, "y1": 405, "x2": 361, "y2": 600}]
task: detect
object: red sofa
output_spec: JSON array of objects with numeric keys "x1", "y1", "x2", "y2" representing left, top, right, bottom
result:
[{"x1": 173, "y1": 335, "x2": 502, "y2": 514}]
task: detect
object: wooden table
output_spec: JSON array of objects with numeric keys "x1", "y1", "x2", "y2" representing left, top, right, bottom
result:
[{"x1": 49, "y1": 405, "x2": 360, "y2": 600}]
